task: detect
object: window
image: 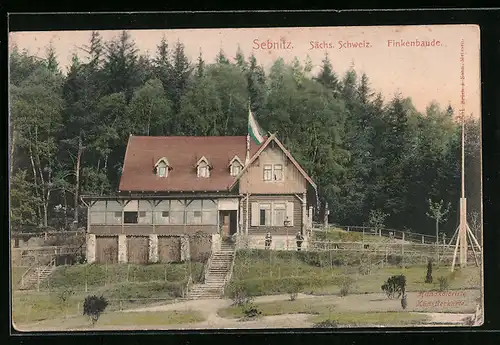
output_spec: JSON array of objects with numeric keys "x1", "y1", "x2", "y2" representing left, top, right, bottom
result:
[
  {"x1": 194, "y1": 211, "x2": 202, "y2": 218},
  {"x1": 273, "y1": 203, "x2": 286, "y2": 226},
  {"x1": 259, "y1": 203, "x2": 271, "y2": 226},
  {"x1": 155, "y1": 158, "x2": 169, "y2": 177},
  {"x1": 273, "y1": 164, "x2": 283, "y2": 181},
  {"x1": 139, "y1": 211, "x2": 146, "y2": 218},
  {"x1": 230, "y1": 162, "x2": 242, "y2": 176},
  {"x1": 263, "y1": 164, "x2": 273, "y2": 181},
  {"x1": 198, "y1": 164, "x2": 210, "y2": 178},
  {"x1": 162, "y1": 211, "x2": 170, "y2": 218},
  {"x1": 124, "y1": 211, "x2": 138, "y2": 224}
]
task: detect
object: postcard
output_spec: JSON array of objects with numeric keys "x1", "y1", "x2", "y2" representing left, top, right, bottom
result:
[{"x1": 9, "y1": 24, "x2": 483, "y2": 331}]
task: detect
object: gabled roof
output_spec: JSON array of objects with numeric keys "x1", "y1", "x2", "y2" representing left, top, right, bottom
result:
[
  {"x1": 119, "y1": 135, "x2": 263, "y2": 192},
  {"x1": 228, "y1": 155, "x2": 244, "y2": 167},
  {"x1": 229, "y1": 134, "x2": 318, "y2": 190}
]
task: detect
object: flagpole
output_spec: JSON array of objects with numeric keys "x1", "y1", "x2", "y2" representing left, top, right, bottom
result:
[{"x1": 246, "y1": 101, "x2": 251, "y2": 165}]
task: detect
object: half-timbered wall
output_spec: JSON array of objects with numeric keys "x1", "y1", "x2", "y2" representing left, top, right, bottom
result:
[
  {"x1": 241, "y1": 195, "x2": 303, "y2": 235},
  {"x1": 239, "y1": 144, "x2": 307, "y2": 194}
]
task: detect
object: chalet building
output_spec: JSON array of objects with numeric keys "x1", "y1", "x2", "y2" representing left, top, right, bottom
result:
[{"x1": 82, "y1": 133, "x2": 317, "y2": 264}]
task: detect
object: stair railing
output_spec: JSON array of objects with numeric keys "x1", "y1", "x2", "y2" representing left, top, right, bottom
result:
[
  {"x1": 20, "y1": 262, "x2": 38, "y2": 289},
  {"x1": 204, "y1": 253, "x2": 213, "y2": 283},
  {"x1": 222, "y1": 247, "x2": 237, "y2": 296},
  {"x1": 184, "y1": 275, "x2": 193, "y2": 299}
]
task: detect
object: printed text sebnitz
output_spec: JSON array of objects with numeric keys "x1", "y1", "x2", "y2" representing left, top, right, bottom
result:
[
  {"x1": 309, "y1": 40, "x2": 372, "y2": 50},
  {"x1": 253, "y1": 39, "x2": 293, "y2": 50}
]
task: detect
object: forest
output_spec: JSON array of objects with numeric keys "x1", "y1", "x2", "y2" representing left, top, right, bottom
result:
[{"x1": 9, "y1": 30, "x2": 482, "y2": 237}]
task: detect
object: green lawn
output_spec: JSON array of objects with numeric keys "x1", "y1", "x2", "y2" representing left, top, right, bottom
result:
[
  {"x1": 36, "y1": 262, "x2": 204, "y2": 291},
  {"x1": 11, "y1": 266, "x2": 29, "y2": 287},
  {"x1": 12, "y1": 262, "x2": 205, "y2": 325},
  {"x1": 310, "y1": 311, "x2": 430, "y2": 326},
  {"x1": 228, "y1": 249, "x2": 481, "y2": 297},
  {"x1": 218, "y1": 298, "x2": 336, "y2": 319},
  {"x1": 14, "y1": 310, "x2": 205, "y2": 331}
]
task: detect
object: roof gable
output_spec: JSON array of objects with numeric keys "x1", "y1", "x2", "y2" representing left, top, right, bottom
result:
[{"x1": 230, "y1": 134, "x2": 317, "y2": 190}]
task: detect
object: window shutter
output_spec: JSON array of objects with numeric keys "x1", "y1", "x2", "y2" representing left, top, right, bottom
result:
[
  {"x1": 287, "y1": 202, "x2": 294, "y2": 227},
  {"x1": 251, "y1": 202, "x2": 259, "y2": 227}
]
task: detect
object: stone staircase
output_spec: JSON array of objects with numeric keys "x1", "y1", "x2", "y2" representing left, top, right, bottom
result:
[
  {"x1": 19, "y1": 258, "x2": 56, "y2": 290},
  {"x1": 188, "y1": 240, "x2": 235, "y2": 299}
]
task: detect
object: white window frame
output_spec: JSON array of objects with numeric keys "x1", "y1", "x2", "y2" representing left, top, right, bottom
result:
[
  {"x1": 230, "y1": 162, "x2": 242, "y2": 176},
  {"x1": 263, "y1": 164, "x2": 273, "y2": 181},
  {"x1": 259, "y1": 203, "x2": 271, "y2": 226},
  {"x1": 273, "y1": 164, "x2": 283, "y2": 181},
  {"x1": 198, "y1": 163, "x2": 210, "y2": 178},
  {"x1": 272, "y1": 202, "x2": 287, "y2": 226}
]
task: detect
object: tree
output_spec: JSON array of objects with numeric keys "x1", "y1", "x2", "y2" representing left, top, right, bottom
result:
[
  {"x1": 102, "y1": 30, "x2": 141, "y2": 101},
  {"x1": 368, "y1": 209, "x2": 389, "y2": 235},
  {"x1": 83, "y1": 295, "x2": 108, "y2": 326},
  {"x1": 10, "y1": 170, "x2": 41, "y2": 230},
  {"x1": 426, "y1": 198, "x2": 451, "y2": 245},
  {"x1": 425, "y1": 259, "x2": 433, "y2": 283},
  {"x1": 10, "y1": 65, "x2": 64, "y2": 227}
]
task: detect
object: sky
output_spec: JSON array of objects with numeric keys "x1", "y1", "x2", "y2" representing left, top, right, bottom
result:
[{"x1": 9, "y1": 25, "x2": 481, "y2": 118}]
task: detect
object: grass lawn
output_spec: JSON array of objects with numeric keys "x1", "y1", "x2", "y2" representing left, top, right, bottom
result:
[
  {"x1": 217, "y1": 298, "x2": 336, "y2": 319},
  {"x1": 229, "y1": 249, "x2": 481, "y2": 297},
  {"x1": 12, "y1": 262, "x2": 205, "y2": 325},
  {"x1": 14, "y1": 310, "x2": 205, "y2": 331},
  {"x1": 37, "y1": 262, "x2": 204, "y2": 291},
  {"x1": 11, "y1": 266, "x2": 29, "y2": 288},
  {"x1": 310, "y1": 311, "x2": 430, "y2": 326}
]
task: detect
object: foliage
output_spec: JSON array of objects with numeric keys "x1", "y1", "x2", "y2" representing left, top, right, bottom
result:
[
  {"x1": 83, "y1": 295, "x2": 108, "y2": 326},
  {"x1": 9, "y1": 31, "x2": 481, "y2": 237},
  {"x1": 313, "y1": 319, "x2": 339, "y2": 328},
  {"x1": 425, "y1": 260, "x2": 433, "y2": 284},
  {"x1": 286, "y1": 283, "x2": 300, "y2": 301},
  {"x1": 437, "y1": 276, "x2": 449, "y2": 291},
  {"x1": 381, "y1": 274, "x2": 406, "y2": 299},
  {"x1": 339, "y1": 276, "x2": 354, "y2": 297}
]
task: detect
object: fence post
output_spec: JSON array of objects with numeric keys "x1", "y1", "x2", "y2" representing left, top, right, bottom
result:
[
  {"x1": 347, "y1": 226, "x2": 350, "y2": 232},
  {"x1": 401, "y1": 232, "x2": 405, "y2": 268},
  {"x1": 421, "y1": 235, "x2": 424, "y2": 244}
]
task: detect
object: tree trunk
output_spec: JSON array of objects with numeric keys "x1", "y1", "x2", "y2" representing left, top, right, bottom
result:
[
  {"x1": 63, "y1": 189, "x2": 68, "y2": 229},
  {"x1": 34, "y1": 126, "x2": 49, "y2": 227},
  {"x1": 10, "y1": 130, "x2": 16, "y2": 176},
  {"x1": 28, "y1": 142, "x2": 42, "y2": 226},
  {"x1": 74, "y1": 136, "x2": 83, "y2": 225}
]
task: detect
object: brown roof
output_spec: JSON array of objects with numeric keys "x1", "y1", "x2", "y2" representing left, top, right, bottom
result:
[{"x1": 119, "y1": 135, "x2": 263, "y2": 192}]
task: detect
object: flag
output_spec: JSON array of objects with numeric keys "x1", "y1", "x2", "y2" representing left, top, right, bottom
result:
[{"x1": 248, "y1": 107, "x2": 265, "y2": 145}]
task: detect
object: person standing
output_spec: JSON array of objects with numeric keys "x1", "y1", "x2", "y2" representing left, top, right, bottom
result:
[
  {"x1": 265, "y1": 231, "x2": 272, "y2": 250},
  {"x1": 295, "y1": 231, "x2": 304, "y2": 251}
]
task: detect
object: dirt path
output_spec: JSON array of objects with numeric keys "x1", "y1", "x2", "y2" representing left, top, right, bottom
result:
[{"x1": 17, "y1": 291, "x2": 480, "y2": 331}]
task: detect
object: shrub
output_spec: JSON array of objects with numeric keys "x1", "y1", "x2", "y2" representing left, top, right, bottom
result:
[
  {"x1": 339, "y1": 276, "x2": 354, "y2": 297},
  {"x1": 228, "y1": 283, "x2": 254, "y2": 307},
  {"x1": 437, "y1": 276, "x2": 449, "y2": 291},
  {"x1": 314, "y1": 320, "x2": 338, "y2": 328},
  {"x1": 381, "y1": 274, "x2": 406, "y2": 299},
  {"x1": 425, "y1": 260, "x2": 433, "y2": 284},
  {"x1": 285, "y1": 280, "x2": 301, "y2": 301},
  {"x1": 242, "y1": 304, "x2": 262, "y2": 319},
  {"x1": 83, "y1": 295, "x2": 108, "y2": 326}
]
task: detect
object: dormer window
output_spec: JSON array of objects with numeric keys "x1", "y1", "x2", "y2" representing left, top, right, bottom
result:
[
  {"x1": 228, "y1": 155, "x2": 244, "y2": 177},
  {"x1": 196, "y1": 156, "x2": 211, "y2": 178},
  {"x1": 155, "y1": 157, "x2": 170, "y2": 178}
]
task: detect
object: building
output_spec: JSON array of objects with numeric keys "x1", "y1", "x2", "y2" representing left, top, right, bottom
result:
[{"x1": 82, "y1": 133, "x2": 317, "y2": 264}]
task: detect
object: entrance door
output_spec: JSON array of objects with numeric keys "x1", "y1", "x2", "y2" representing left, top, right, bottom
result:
[
  {"x1": 220, "y1": 211, "x2": 230, "y2": 237},
  {"x1": 229, "y1": 210, "x2": 237, "y2": 235}
]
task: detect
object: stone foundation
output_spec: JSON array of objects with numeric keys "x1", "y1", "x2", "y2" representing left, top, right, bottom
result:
[
  {"x1": 149, "y1": 234, "x2": 159, "y2": 263},
  {"x1": 86, "y1": 234, "x2": 96, "y2": 263},
  {"x1": 180, "y1": 235, "x2": 191, "y2": 261},
  {"x1": 118, "y1": 234, "x2": 127, "y2": 263}
]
